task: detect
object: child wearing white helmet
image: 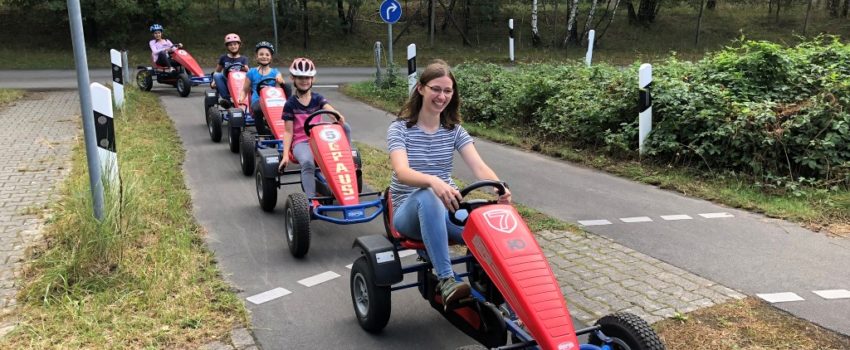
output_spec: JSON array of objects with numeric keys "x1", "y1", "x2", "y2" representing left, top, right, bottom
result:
[
  {"x1": 278, "y1": 57, "x2": 352, "y2": 203},
  {"x1": 148, "y1": 24, "x2": 182, "y2": 70},
  {"x1": 211, "y1": 33, "x2": 249, "y2": 104}
]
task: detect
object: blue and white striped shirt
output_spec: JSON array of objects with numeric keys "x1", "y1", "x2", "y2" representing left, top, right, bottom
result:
[{"x1": 387, "y1": 120, "x2": 474, "y2": 211}]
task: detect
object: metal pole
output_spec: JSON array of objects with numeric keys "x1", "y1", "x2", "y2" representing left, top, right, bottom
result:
[
  {"x1": 67, "y1": 0, "x2": 104, "y2": 220},
  {"x1": 271, "y1": 0, "x2": 279, "y2": 52},
  {"x1": 374, "y1": 41, "x2": 383, "y2": 86},
  {"x1": 388, "y1": 23, "x2": 394, "y2": 76}
]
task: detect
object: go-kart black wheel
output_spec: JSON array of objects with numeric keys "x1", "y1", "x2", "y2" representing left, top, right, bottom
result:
[
  {"x1": 350, "y1": 256, "x2": 391, "y2": 333},
  {"x1": 588, "y1": 312, "x2": 665, "y2": 350},
  {"x1": 228, "y1": 126, "x2": 241, "y2": 153},
  {"x1": 208, "y1": 108, "x2": 223, "y2": 142},
  {"x1": 176, "y1": 73, "x2": 191, "y2": 97},
  {"x1": 284, "y1": 192, "x2": 311, "y2": 258},
  {"x1": 256, "y1": 166, "x2": 277, "y2": 212},
  {"x1": 136, "y1": 69, "x2": 153, "y2": 91},
  {"x1": 240, "y1": 131, "x2": 256, "y2": 176}
]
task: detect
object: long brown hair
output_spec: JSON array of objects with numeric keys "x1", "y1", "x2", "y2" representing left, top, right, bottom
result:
[{"x1": 397, "y1": 59, "x2": 461, "y2": 129}]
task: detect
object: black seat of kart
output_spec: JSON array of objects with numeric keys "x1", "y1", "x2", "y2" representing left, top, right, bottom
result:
[{"x1": 383, "y1": 187, "x2": 462, "y2": 251}]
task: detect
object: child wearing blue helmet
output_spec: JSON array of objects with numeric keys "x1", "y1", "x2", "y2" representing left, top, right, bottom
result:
[{"x1": 148, "y1": 24, "x2": 182, "y2": 70}]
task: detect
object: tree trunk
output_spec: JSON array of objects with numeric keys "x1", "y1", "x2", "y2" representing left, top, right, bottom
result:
[
  {"x1": 337, "y1": 0, "x2": 348, "y2": 33},
  {"x1": 637, "y1": 0, "x2": 660, "y2": 24},
  {"x1": 441, "y1": 0, "x2": 456, "y2": 31},
  {"x1": 596, "y1": 0, "x2": 622, "y2": 42},
  {"x1": 532, "y1": 0, "x2": 542, "y2": 46},
  {"x1": 843, "y1": 0, "x2": 849, "y2": 17},
  {"x1": 582, "y1": 0, "x2": 600, "y2": 45},
  {"x1": 695, "y1": 0, "x2": 705, "y2": 45},
  {"x1": 302, "y1": 0, "x2": 309, "y2": 49},
  {"x1": 563, "y1": 0, "x2": 581, "y2": 46},
  {"x1": 804, "y1": 0, "x2": 814, "y2": 33},
  {"x1": 346, "y1": 1, "x2": 359, "y2": 34},
  {"x1": 768, "y1": 0, "x2": 773, "y2": 17},
  {"x1": 775, "y1": 0, "x2": 781, "y2": 23},
  {"x1": 828, "y1": 0, "x2": 840, "y2": 16},
  {"x1": 706, "y1": 0, "x2": 715, "y2": 9},
  {"x1": 625, "y1": 0, "x2": 638, "y2": 24},
  {"x1": 463, "y1": 0, "x2": 471, "y2": 40}
]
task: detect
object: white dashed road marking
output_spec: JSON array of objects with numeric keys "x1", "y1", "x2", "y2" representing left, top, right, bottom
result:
[
  {"x1": 660, "y1": 215, "x2": 693, "y2": 221},
  {"x1": 757, "y1": 292, "x2": 805, "y2": 303},
  {"x1": 345, "y1": 264, "x2": 353, "y2": 269},
  {"x1": 813, "y1": 289, "x2": 850, "y2": 300},
  {"x1": 578, "y1": 220, "x2": 612, "y2": 226},
  {"x1": 247, "y1": 288, "x2": 292, "y2": 305},
  {"x1": 298, "y1": 271, "x2": 341, "y2": 287},
  {"x1": 698, "y1": 212, "x2": 734, "y2": 219},
  {"x1": 620, "y1": 216, "x2": 653, "y2": 223}
]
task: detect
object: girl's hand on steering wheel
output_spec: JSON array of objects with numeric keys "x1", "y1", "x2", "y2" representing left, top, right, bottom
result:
[
  {"x1": 430, "y1": 177, "x2": 461, "y2": 212},
  {"x1": 497, "y1": 188, "x2": 512, "y2": 204},
  {"x1": 277, "y1": 156, "x2": 288, "y2": 174}
]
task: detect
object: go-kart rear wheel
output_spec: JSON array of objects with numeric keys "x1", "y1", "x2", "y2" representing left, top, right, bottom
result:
[
  {"x1": 228, "y1": 126, "x2": 241, "y2": 153},
  {"x1": 208, "y1": 108, "x2": 223, "y2": 142},
  {"x1": 256, "y1": 167, "x2": 277, "y2": 212},
  {"x1": 176, "y1": 73, "x2": 191, "y2": 97},
  {"x1": 350, "y1": 256, "x2": 391, "y2": 333},
  {"x1": 240, "y1": 131, "x2": 256, "y2": 176},
  {"x1": 136, "y1": 69, "x2": 153, "y2": 91},
  {"x1": 284, "y1": 192, "x2": 311, "y2": 258},
  {"x1": 588, "y1": 312, "x2": 665, "y2": 350}
]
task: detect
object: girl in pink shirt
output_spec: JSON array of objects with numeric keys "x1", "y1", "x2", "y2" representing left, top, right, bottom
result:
[{"x1": 148, "y1": 24, "x2": 182, "y2": 69}]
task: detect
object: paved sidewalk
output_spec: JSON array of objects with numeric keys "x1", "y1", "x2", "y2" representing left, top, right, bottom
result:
[
  {"x1": 0, "y1": 92, "x2": 77, "y2": 335},
  {"x1": 537, "y1": 229, "x2": 745, "y2": 324}
]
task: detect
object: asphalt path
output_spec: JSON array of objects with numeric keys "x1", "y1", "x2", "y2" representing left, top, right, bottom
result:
[{"x1": 5, "y1": 68, "x2": 850, "y2": 339}]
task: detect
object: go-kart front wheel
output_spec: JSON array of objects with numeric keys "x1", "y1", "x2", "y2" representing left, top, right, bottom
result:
[
  {"x1": 350, "y1": 256, "x2": 391, "y2": 333},
  {"x1": 136, "y1": 70, "x2": 153, "y2": 91},
  {"x1": 228, "y1": 126, "x2": 241, "y2": 153},
  {"x1": 207, "y1": 108, "x2": 223, "y2": 142},
  {"x1": 176, "y1": 73, "x2": 191, "y2": 97},
  {"x1": 240, "y1": 131, "x2": 256, "y2": 176},
  {"x1": 284, "y1": 192, "x2": 311, "y2": 258},
  {"x1": 256, "y1": 167, "x2": 277, "y2": 212},
  {"x1": 588, "y1": 312, "x2": 665, "y2": 350}
]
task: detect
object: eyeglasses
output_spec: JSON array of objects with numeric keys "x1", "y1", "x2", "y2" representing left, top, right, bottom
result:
[{"x1": 424, "y1": 84, "x2": 453, "y2": 96}]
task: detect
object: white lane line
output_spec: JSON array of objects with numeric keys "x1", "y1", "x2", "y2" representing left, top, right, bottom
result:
[
  {"x1": 398, "y1": 249, "x2": 417, "y2": 258},
  {"x1": 620, "y1": 216, "x2": 653, "y2": 223},
  {"x1": 699, "y1": 212, "x2": 734, "y2": 219},
  {"x1": 578, "y1": 220, "x2": 612, "y2": 226},
  {"x1": 298, "y1": 271, "x2": 341, "y2": 287},
  {"x1": 660, "y1": 215, "x2": 693, "y2": 221},
  {"x1": 345, "y1": 264, "x2": 353, "y2": 269},
  {"x1": 757, "y1": 292, "x2": 805, "y2": 303},
  {"x1": 812, "y1": 289, "x2": 850, "y2": 300},
  {"x1": 246, "y1": 287, "x2": 292, "y2": 305}
]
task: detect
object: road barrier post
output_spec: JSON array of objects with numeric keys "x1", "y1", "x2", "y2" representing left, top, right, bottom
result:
[
  {"x1": 407, "y1": 44, "x2": 416, "y2": 96},
  {"x1": 91, "y1": 83, "x2": 119, "y2": 185},
  {"x1": 508, "y1": 19, "x2": 515, "y2": 64},
  {"x1": 374, "y1": 41, "x2": 382, "y2": 86},
  {"x1": 638, "y1": 64, "x2": 653, "y2": 156},
  {"x1": 110, "y1": 49, "x2": 124, "y2": 108},
  {"x1": 585, "y1": 30, "x2": 595, "y2": 67}
]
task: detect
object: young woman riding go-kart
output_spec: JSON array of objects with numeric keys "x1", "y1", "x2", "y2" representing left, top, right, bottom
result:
[
  {"x1": 351, "y1": 180, "x2": 665, "y2": 350},
  {"x1": 137, "y1": 24, "x2": 210, "y2": 97}
]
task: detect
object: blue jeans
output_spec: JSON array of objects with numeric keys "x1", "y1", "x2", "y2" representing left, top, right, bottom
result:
[
  {"x1": 393, "y1": 188, "x2": 464, "y2": 279},
  {"x1": 212, "y1": 72, "x2": 229, "y2": 100},
  {"x1": 292, "y1": 123, "x2": 352, "y2": 198}
]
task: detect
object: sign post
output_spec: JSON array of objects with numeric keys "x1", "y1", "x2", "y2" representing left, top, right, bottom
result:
[{"x1": 380, "y1": 0, "x2": 402, "y2": 74}]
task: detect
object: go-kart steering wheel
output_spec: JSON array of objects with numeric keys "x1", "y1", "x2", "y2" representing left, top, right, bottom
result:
[
  {"x1": 304, "y1": 109, "x2": 342, "y2": 137},
  {"x1": 449, "y1": 180, "x2": 508, "y2": 226},
  {"x1": 257, "y1": 77, "x2": 280, "y2": 90},
  {"x1": 226, "y1": 63, "x2": 245, "y2": 72}
]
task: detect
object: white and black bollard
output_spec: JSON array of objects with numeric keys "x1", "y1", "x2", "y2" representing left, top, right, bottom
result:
[
  {"x1": 374, "y1": 41, "x2": 383, "y2": 85},
  {"x1": 110, "y1": 49, "x2": 124, "y2": 107},
  {"x1": 91, "y1": 83, "x2": 119, "y2": 184},
  {"x1": 407, "y1": 43, "x2": 417, "y2": 96},
  {"x1": 638, "y1": 64, "x2": 653, "y2": 155},
  {"x1": 508, "y1": 19, "x2": 515, "y2": 64},
  {"x1": 585, "y1": 30, "x2": 595, "y2": 67}
]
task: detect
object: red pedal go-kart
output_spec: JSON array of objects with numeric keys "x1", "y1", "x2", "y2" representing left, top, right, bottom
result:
[
  {"x1": 254, "y1": 110, "x2": 380, "y2": 258},
  {"x1": 204, "y1": 63, "x2": 252, "y2": 148},
  {"x1": 350, "y1": 181, "x2": 665, "y2": 350},
  {"x1": 239, "y1": 76, "x2": 289, "y2": 176},
  {"x1": 136, "y1": 47, "x2": 211, "y2": 97}
]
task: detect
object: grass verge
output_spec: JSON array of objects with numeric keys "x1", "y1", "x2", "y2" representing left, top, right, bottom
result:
[
  {"x1": 0, "y1": 88, "x2": 247, "y2": 348},
  {"x1": 343, "y1": 82, "x2": 850, "y2": 236},
  {"x1": 0, "y1": 89, "x2": 24, "y2": 107},
  {"x1": 355, "y1": 143, "x2": 850, "y2": 350}
]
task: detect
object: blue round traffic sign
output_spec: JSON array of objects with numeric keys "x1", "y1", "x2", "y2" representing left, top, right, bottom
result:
[{"x1": 380, "y1": 0, "x2": 402, "y2": 24}]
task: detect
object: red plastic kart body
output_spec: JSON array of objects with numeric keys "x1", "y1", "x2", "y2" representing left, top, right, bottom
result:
[
  {"x1": 463, "y1": 205, "x2": 580, "y2": 350},
  {"x1": 309, "y1": 123, "x2": 359, "y2": 205},
  {"x1": 227, "y1": 70, "x2": 251, "y2": 111}
]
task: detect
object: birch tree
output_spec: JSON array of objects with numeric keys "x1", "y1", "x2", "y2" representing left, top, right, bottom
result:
[
  {"x1": 532, "y1": 0, "x2": 542, "y2": 46},
  {"x1": 563, "y1": 0, "x2": 581, "y2": 46}
]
